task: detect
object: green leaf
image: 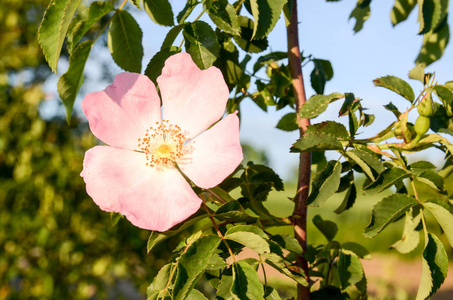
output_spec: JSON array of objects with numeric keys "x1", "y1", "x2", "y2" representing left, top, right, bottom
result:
[
  {"x1": 143, "y1": 0, "x2": 174, "y2": 26},
  {"x1": 305, "y1": 121, "x2": 349, "y2": 139},
  {"x1": 57, "y1": 40, "x2": 93, "y2": 123},
  {"x1": 312, "y1": 215, "x2": 338, "y2": 241},
  {"x1": 264, "y1": 286, "x2": 282, "y2": 300},
  {"x1": 349, "y1": 0, "x2": 371, "y2": 33},
  {"x1": 276, "y1": 112, "x2": 298, "y2": 131},
  {"x1": 67, "y1": 1, "x2": 113, "y2": 53},
  {"x1": 187, "y1": 289, "x2": 209, "y2": 300},
  {"x1": 341, "y1": 242, "x2": 371, "y2": 259},
  {"x1": 108, "y1": 10, "x2": 143, "y2": 72},
  {"x1": 310, "y1": 59, "x2": 333, "y2": 95},
  {"x1": 373, "y1": 75, "x2": 415, "y2": 103},
  {"x1": 423, "y1": 200, "x2": 453, "y2": 247},
  {"x1": 269, "y1": 234, "x2": 302, "y2": 255},
  {"x1": 177, "y1": 0, "x2": 199, "y2": 24},
  {"x1": 409, "y1": 63, "x2": 426, "y2": 82},
  {"x1": 249, "y1": 0, "x2": 287, "y2": 40},
  {"x1": 335, "y1": 177, "x2": 357, "y2": 214},
  {"x1": 129, "y1": 0, "x2": 141, "y2": 9},
  {"x1": 391, "y1": 0, "x2": 417, "y2": 26},
  {"x1": 147, "y1": 214, "x2": 208, "y2": 253},
  {"x1": 232, "y1": 261, "x2": 264, "y2": 300},
  {"x1": 409, "y1": 160, "x2": 437, "y2": 175},
  {"x1": 307, "y1": 161, "x2": 342, "y2": 207},
  {"x1": 434, "y1": 85, "x2": 453, "y2": 107},
  {"x1": 416, "y1": 21, "x2": 450, "y2": 67},
  {"x1": 204, "y1": 0, "x2": 240, "y2": 35},
  {"x1": 364, "y1": 194, "x2": 418, "y2": 238},
  {"x1": 417, "y1": 171, "x2": 444, "y2": 190},
  {"x1": 416, "y1": 233, "x2": 448, "y2": 300},
  {"x1": 147, "y1": 263, "x2": 172, "y2": 299},
  {"x1": 391, "y1": 209, "x2": 421, "y2": 254},
  {"x1": 299, "y1": 93, "x2": 344, "y2": 119},
  {"x1": 345, "y1": 149, "x2": 384, "y2": 181},
  {"x1": 225, "y1": 225, "x2": 270, "y2": 254},
  {"x1": 183, "y1": 21, "x2": 219, "y2": 69},
  {"x1": 233, "y1": 17, "x2": 269, "y2": 53},
  {"x1": 174, "y1": 235, "x2": 221, "y2": 300},
  {"x1": 292, "y1": 132, "x2": 343, "y2": 152},
  {"x1": 38, "y1": 0, "x2": 83, "y2": 72},
  {"x1": 384, "y1": 102, "x2": 402, "y2": 118},
  {"x1": 419, "y1": 0, "x2": 448, "y2": 34},
  {"x1": 207, "y1": 253, "x2": 227, "y2": 270},
  {"x1": 264, "y1": 253, "x2": 307, "y2": 285},
  {"x1": 161, "y1": 24, "x2": 185, "y2": 49},
  {"x1": 338, "y1": 251, "x2": 364, "y2": 291},
  {"x1": 363, "y1": 167, "x2": 411, "y2": 195},
  {"x1": 145, "y1": 46, "x2": 181, "y2": 83}
]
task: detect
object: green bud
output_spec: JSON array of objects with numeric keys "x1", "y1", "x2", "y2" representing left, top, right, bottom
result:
[
  {"x1": 394, "y1": 120, "x2": 403, "y2": 139},
  {"x1": 414, "y1": 115, "x2": 430, "y2": 139},
  {"x1": 417, "y1": 92, "x2": 434, "y2": 117}
]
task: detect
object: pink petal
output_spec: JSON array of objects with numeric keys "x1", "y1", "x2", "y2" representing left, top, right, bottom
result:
[
  {"x1": 82, "y1": 73, "x2": 161, "y2": 150},
  {"x1": 178, "y1": 113, "x2": 243, "y2": 189},
  {"x1": 157, "y1": 53, "x2": 229, "y2": 139},
  {"x1": 118, "y1": 167, "x2": 202, "y2": 231},
  {"x1": 80, "y1": 146, "x2": 150, "y2": 212}
]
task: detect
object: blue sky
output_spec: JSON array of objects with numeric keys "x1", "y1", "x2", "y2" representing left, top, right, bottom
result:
[{"x1": 45, "y1": 0, "x2": 453, "y2": 180}]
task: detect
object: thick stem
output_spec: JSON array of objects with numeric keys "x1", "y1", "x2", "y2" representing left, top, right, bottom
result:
[{"x1": 287, "y1": 0, "x2": 311, "y2": 299}]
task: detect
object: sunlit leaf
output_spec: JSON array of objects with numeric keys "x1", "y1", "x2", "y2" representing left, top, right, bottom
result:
[
  {"x1": 177, "y1": 0, "x2": 199, "y2": 24},
  {"x1": 373, "y1": 75, "x2": 415, "y2": 103},
  {"x1": 67, "y1": 1, "x2": 113, "y2": 53},
  {"x1": 416, "y1": 233, "x2": 448, "y2": 300},
  {"x1": 364, "y1": 194, "x2": 418, "y2": 238},
  {"x1": 183, "y1": 21, "x2": 219, "y2": 69},
  {"x1": 57, "y1": 40, "x2": 93, "y2": 123},
  {"x1": 108, "y1": 10, "x2": 143, "y2": 72},
  {"x1": 233, "y1": 17, "x2": 269, "y2": 53},
  {"x1": 232, "y1": 261, "x2": 264, "y2": 300},
  {"x1": 416, "y1": 21, "x2": 450, "y2": 67},
  {"x1": 349, "y1": 0, "x2": 371, "y2": 33},
  {"x1": 249, "y1": 0, "x2": 287, "y2": 39},
  {"x1": 307, "y1": 161, "x2": 342, "y2": 207},
  {"x1": 391, "y1": 0, "x2": 417, "y2": 26},
  {"x1": 391, "y1": 209, "x2": 421, "y2": 254},
  {"x1": 38, "y1": 0, "x2": 82, "y2": 72},
  {"x1": 143, "y1": 0, "x2": 174, "y2": 26},
  {"x1": 423, "y1": 200, "x2": 453, "y2": 247},
  {"x1": 338, "y1": 251, "x2": 364, "y2": 291},
  {"x1": 205, "y1": 0, "x2": 241, "y2": 35},
  {"x1": 147, "y1": 263, "x2": 172, "y2": 299},
  {"x1": 363, "y1": 167, "x2": 411, "y2": 195},
  {"x1": 299, "y1": 93, "x2": 344, "y2": 119},
  {"x1": 174, "y1": 235, "x2": 221, "y2": 300},
  {"x1": 225, "y1": 225, "x2": 270, "y2": 254},
  {"x1": 341, "y1": 242, "x2": 371, "y2": 259}
]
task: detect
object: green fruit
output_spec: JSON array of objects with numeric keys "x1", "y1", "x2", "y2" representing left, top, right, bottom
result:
[
  {"x1": 414, "y1": 115, "x2": 430, "y2": 137},
  {"x1": 417, "y1": 92, "x2": 434, "y2": 117}
]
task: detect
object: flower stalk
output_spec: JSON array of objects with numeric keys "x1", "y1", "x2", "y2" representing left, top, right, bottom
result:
[{"x1": 287, "y1": 0, "x2": 311, "y2": 299}]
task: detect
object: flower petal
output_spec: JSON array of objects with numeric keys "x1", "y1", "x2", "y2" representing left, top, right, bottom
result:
[
  {"x1": 118, "y1": 167, "x2": 202, "y2": 231},
  {"x1": 179, "y1": 113, "x2": 243, "y2": 189},
  {"x1": 157, "y1": 53, "x2": 229, "y2": 139},
  {"x1": 81, "y1": 146, "x2": 150, "y2": 212},
  {"x1": 82, "y1": 73, "x2": 161, "y2": 150}
]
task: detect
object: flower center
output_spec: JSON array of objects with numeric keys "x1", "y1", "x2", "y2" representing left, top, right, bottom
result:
[{"x1": 137, "y1": 120, "x2": 187, "y2": 167}]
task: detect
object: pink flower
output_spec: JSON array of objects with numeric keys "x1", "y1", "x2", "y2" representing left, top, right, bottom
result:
[{"x1": 80, "y1": 53, "x2": 243, "y2": 232}]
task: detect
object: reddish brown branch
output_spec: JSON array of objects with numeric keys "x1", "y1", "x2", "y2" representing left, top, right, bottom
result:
[{"x1": 287, "y1": 0, "x2": 311, "y2": 299}]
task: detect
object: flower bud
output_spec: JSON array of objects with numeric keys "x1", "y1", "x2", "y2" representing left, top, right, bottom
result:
[
  {"x1": 417, "y1": 92, "x2": 434, "y2": 117},
  {"x1": 414, "y1": 115, "x2": 430, "y2": 138}
]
